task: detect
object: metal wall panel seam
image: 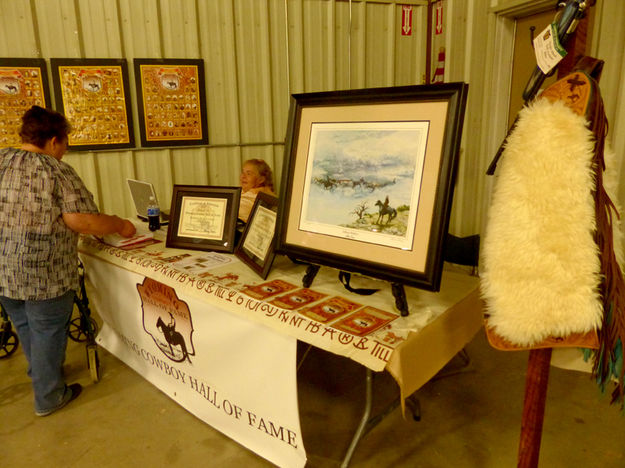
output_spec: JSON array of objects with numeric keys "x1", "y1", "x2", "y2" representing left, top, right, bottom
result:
[
  {"x1": 285, "y1": 0, "x2": 305, "y2": 93},
  {"x1": 362, "y1": 0, "x2": 367, "y2": 88},
  {"x1": 194, "y1": 0, "x2": 204, "y2": 57},
  {"x1": 160, "y1": 0, "x2": 200, "y2": 57},
  {"x1": 304, "y1": 0, "x2": 334, "y2": 92},
  {"x1": 283, "y1": 0, "x2": 291, "y2": 95},
  {"x1": 204, "y1": 0, "x2": 241, "y2": 183},
  {"x1": 329, "y1": 0, "x2": 337, "y2": 90},
  {"x1": 267, "y1": 0, "x2": 290, "y2": 147},
  {"x1": 265, "y1": 0, "x2": 278, "y2": 169},
  {"x1": 72, "y1": 0, "x2": 86, "y2": 57},
  {"x1": 230, "y1": 0, "x2": 243, "y2": 172},
  {"x1": 353, "y1": 0, "x2": 366, "y2": 88},
  {"x1": 155, "y1": 0, "x2": 165, "y2": 58},
  {"x1": 460, "y1": 0, "x2": 484, "y2": 235},
  {"x1": 348, "y1": 0, "x2": 352, "y2": 87},
  {"x1": 114, "y1": 0, "x2": 127, "y2": 57},
  {"x1": 29, "y1": 0, "x2": 43, "y2": 56},
  {"x1": 152, "y1": 0, "x2": 175, "y2": 194},
  {"x1": 191, "y1": 0, "x2": 210, "y2": 185},
  {"x1": 232, "y1": 0, "x2": 248, "y2": 164},
  {"x1": 301, "y1": 0, "x2": 312, "y2": 91},
  {"x1": 145, "y1": 0, "x2": 163, "y2": 57},
  {"x1": 389, "y1": 2, "x2": 396, "y2": 85},
  {"x1": 240, "y1": 1, "x2": 273, "y2": 144},
  {"x1": 61, "y1": 0, "x2": 82, "y2": 57},
  {"x1": 117, "y1": 1, "x2": 140, "y2": 182}
]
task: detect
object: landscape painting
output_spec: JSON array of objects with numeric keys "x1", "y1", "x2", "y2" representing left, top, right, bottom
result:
[{"x1": 299, "y1": 121, "x2": 429, "y2": 250}]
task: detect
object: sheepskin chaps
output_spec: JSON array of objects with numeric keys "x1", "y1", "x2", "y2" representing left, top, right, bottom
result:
[
  {"x1": 481, "y1": 98, "x2": 604, "y2": 346},
  {"x1": 481, "y1": 76, "x2": 625, "y2": 405}
]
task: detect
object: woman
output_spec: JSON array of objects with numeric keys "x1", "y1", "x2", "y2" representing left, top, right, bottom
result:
[
  {"x1": 238, "y1": 158, "x2": 276, "y2": 222},
  {"x1": 0, "y1": 106, "x2": 136, "y2": 417}
]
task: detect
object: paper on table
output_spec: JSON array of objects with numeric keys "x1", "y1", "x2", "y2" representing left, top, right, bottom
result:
[{"x1": 97, "y1": 220, "x2": 154, "y2": 247}]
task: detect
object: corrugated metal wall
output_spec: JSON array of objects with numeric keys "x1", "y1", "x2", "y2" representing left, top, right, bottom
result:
[
  {"x1": 1, "y1": 0, "x2": 444, "y2": 226},
  {"x1": 3, "y1": 0, "x2": 622, "y2": 244}
]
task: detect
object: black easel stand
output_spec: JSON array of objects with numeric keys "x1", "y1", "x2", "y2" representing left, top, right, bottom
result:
[
  {"x1": 295, "y1": 259, "x2": 411, "y2": 316},
  {"x1": 391, "y1": 282, "x2": 409, "y2": 317},
  {"x1": 302, "y1": 264, "x2": 320, "y2": 288}
]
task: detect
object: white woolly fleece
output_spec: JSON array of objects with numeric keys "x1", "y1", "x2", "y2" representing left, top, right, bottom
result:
[{"x1": 481, "y1": 98, "x2": 604, "y2": 346}]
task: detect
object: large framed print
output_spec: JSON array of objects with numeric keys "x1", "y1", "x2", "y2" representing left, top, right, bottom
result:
[
  {"x1": 50, "y1": 58, "x2": 134, "y2": 151},
  {"x1": 134, "y1": 58, "x2": 208, "y2": 147},
  {"x1": 166, "y1": 185, "x2": 241, "y2": 253},
  {"x1": 0, "y1": 58, "x2": 51, "y2": 149},
  {"x1": 276, "y1": 83, "x2": 469, "y2": 291},
  {"x1": 235, "y1": 191, "x2": 279, "y2": 279}
]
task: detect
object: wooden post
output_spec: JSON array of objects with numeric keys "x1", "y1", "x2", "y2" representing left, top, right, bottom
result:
[
  {"x1": 516, "y1": 10, "x2": 591, "y2": 467},
  {"x1": 517, "y1": 348, "x2": 552, "y2": 468}
]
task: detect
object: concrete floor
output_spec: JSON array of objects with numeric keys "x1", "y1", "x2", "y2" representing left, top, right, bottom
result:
[{"x1": 2, "y1": 317, "x2": 624, "y2": 467}]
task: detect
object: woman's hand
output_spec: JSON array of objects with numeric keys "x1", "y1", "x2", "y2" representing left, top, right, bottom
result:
[{"x1": 118, "y1": 219, "x2": 137, "y2": 237}]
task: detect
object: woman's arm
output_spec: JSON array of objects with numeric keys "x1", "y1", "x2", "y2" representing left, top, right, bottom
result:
[{"x1": 62, "y1": 212, "x2": 136, "y2": 237}]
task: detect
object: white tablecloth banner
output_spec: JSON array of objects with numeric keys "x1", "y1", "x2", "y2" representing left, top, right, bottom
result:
[{"x1": 83, "y1": 255, "x2": 306, "y2": 468}]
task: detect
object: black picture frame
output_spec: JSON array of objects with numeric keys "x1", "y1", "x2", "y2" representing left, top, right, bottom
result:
[
  {"x1": 275, "y1": 83, "x2": 469, "y2": 291},
  {"x1": 50, "y1": 58, "x2": 135, "y2": 151},
  {"x1": 235, "y1": 191, "x2": 279, "y2": 279},
  {"x1": 166, "y1": 185, "x2": 241, "y2": 253},
  {"x1": 133, "y1": 58, "x2": 208, "y2": 147},
  {"x1": 0, "y1": 58, "x2": 51, "y2": 149}
]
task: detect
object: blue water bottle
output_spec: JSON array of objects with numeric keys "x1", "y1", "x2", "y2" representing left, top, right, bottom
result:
[{"x1": 147, "y1": 196, "x2": 161, "y2": 231}]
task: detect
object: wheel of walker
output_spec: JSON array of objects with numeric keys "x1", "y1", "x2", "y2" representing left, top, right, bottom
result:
[
  {"x1": 0, "y1": 330, "x2": 19, "y2": 358},
  {"x1": 85, "y1": 316, "x2": 99, "y2": 338},
  {"x1": 68, "y1": 316, "x2": 98, "y2": 342},
  {"x1": 87, "y1": 344, "x2": 100, "y2": 383}
]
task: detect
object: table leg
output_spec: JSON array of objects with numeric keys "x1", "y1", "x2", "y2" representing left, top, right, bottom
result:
[
  {"x1": 518, "y1": 348, "x2": 552, "y2": 468},
  {"x1": 341, "y1": 369, "x2": 374, "y2": 468},
  {"x1": 340, "y1": 346, "x2": 471, "y2": 466},
  {"x1": 341, "y1": 368, "x2": 402, "y2": 468}
]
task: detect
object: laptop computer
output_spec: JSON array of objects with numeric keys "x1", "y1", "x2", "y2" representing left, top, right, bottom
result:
[{"x1": 127, "y1": 178, "x2": 170, "y2": 225}]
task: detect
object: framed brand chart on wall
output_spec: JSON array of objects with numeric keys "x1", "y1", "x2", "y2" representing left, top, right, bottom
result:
[
  {"x1": 276, "y1": 83, "x2": 469, "y2": 292},
  {"x1": 0, "y1": 58, "x2": 51, "y2": 149},
  {"x1": 50, "y1": 58, "x2": 135, "y2": 151},
  {"x1": 134, "y1": 58, "x2": 208, "y2": 147}
]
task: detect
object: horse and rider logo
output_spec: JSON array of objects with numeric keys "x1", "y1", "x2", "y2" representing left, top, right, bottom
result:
[
  {"x1": 0, "y1": 75, "x2": 20, "y2": 95},
  {"x1": 78, "y1": 70, "x2": 103, "y2": 93},
  {"x1": 137, "y1": 278, "x2": 195, "y2": 363},
  {"x1": 374, "y1": 196, "x2": 397, "y2": 225}
]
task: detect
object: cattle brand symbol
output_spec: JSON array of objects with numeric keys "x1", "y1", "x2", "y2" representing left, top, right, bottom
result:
[{"x1": 137, "y1": 277, "x2": 195, "y2": 363}]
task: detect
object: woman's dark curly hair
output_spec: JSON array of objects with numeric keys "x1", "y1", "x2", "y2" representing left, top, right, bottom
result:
[{"x1": 19, "y1": 105, "x2": 71, "y2": 149}]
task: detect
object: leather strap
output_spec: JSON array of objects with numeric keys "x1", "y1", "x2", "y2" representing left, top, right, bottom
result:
[{"x1": 338, "y1": 271, "x2": 379, "y2": 296}]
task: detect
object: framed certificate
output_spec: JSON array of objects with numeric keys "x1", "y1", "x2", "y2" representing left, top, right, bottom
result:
[
  {"x1": 134, "y1": 58, "x2": 208, "y2": 147},
  {"x1": 0, "y1": 58, "x2": 51, "y2": 149},
  {"x1": 50, "y1": 58, "x2": 134, "y2": 150},
  {"x1": 235, "y1": 191, "x2": 279, "y2": 278},
  {"x1": 166, "y1": 185, "x2": 240, "y2": 253}
]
